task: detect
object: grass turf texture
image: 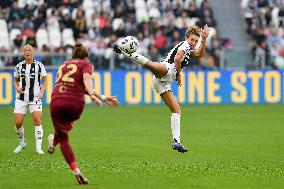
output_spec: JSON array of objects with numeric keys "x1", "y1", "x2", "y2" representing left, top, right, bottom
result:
[{"x1": 0, "y1": 104, "x2": 283, "y2": 188}]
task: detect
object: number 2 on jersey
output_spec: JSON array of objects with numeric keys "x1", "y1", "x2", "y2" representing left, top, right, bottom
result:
[{"x1": 56, "y1": 64, "x2": 77, "y2": 82}]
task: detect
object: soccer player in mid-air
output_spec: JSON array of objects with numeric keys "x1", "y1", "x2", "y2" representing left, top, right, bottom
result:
[
  {"x1": 48, "y1": 44, "x2": 119, "y2": 184},
  {"x1": 114, "y1": 25, "x2": 210, "y2": 153},
  {"x1": 13, "y1": 44, "x2": 47, "y2": 154}
]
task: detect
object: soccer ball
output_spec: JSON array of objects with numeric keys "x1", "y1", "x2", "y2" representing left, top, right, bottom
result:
[{"x1": 119, "y1": 36, "x2": 139, "y2": 54}]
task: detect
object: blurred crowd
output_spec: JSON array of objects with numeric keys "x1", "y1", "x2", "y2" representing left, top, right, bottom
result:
[
  {"x1": 0, "y1": 0, "x2": 223, "y2": 70},
  {"x1": 242, "y1": 0, "x2": 284, "y2": 69}
]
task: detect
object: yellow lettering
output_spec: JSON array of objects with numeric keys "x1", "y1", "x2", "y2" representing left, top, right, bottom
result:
[
  {"x1": 125, "y1": 72, "x2": 142, "y2": 104},
  {"x1": 0, "y1": 73, "x2": 12, "y2": 104},
  {"x1": 144, "y1": 72, "x2": 161, "y2": 104},
  {"x1": 265, "y1": 71, "x2": 281, "y2": 103},
  {"x1": 207, "y1": 72, "x2": 221, "y2": 103},
  {"x1": 46, "y1": 73, "x2": 53, "y2": 104},
  {"x1": 231, "y1": 72, "x2": 247, "y2": 103},
  {"x1": 248, "y1": 71, "x2": 262, "y2": 103},
  {"x1": 104, "y1": 72, "x2": 111, "y2": 96},
  {"x1": 188, "y1": 72, "x2": 205, "y2": 103}
]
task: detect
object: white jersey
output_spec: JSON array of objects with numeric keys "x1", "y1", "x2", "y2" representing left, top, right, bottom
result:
[
  {"x1": 14, "y1": 60, "x2": 47, "y2": 102},
  {"x1": 163, "y1": 41, "x2": 193, "y2": 69}
]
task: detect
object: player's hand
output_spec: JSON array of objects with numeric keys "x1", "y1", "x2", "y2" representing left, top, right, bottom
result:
[
  {"x1": 113, "y1": 43, "x2": 122, "y2": 54},
  {"x1": 37, "y1": 92, "x2": 43, "y2": 99},
  {"x1": 90, "y1": 94, "x2": 102, "y2": 107},
  {"x1": 16, "y1": 87, "x2": 24, "y2": 94},
  {"x1": 105, "y1": 96, "x2": 119, "y2": 107},
  {"x1": 176, "y1": 75, "x2": 182, "y2": 87},
  {"x1": 201, "y1": 24, "x2": 210, "y2": 39}
]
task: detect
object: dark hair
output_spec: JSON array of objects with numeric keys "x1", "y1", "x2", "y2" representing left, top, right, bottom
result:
[
  {"x1": 72, "y1": 43, "x2": 89, "y2": 59},
  {"x1": 185, "y1": 26, "x2": 201, "y2": 39}
]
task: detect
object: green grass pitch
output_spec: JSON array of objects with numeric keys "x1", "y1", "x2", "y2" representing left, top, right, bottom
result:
[{"x1": 0, "y1": 104, "x2": 284, "y2": 188}]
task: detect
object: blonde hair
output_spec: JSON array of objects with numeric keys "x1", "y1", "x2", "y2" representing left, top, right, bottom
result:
[
  {"x1": 185, "y1": 26, "x2": 201, "y2": 39},
  {"x1": 23, "y1": 44, "x2": 34, "y2": 51}
]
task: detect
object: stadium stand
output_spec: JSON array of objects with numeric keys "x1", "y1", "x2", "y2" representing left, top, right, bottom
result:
[
  {"x1": 0, "y1": 0, "x2": 224, "y2": 70},
  {"x1": 242, "y1": 0, "x2": 284, "y2": 69}
]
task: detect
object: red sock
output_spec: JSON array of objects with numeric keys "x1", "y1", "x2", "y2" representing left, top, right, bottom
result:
[
  {"x1": 70, "y1": 162, "x2": 78, "y2": 171},
  {"x1": 58, "y1": 132, "x2": 76, "y2": 169}
]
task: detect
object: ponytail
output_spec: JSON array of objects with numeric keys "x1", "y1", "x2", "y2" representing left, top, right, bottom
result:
[{"x1": 72, "y1": 43, "x2": 89, "y2": 59}]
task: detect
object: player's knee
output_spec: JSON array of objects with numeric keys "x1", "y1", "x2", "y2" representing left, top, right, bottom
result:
[
  {"x1": 15, "y1": 122, "x2": 23, "y2": 128},
  {"x1": 58, "y1": 132, "x2": 68, "y2": 142},
  {"x1": 33, "y1": 117, "x2": 41, "y2": 125},
  {"x1": 170, "y1": 106, "x2": 181, "y2": 114},
  {"x1": 172, "y1": 100, "x2": 181, "y2": 113}
]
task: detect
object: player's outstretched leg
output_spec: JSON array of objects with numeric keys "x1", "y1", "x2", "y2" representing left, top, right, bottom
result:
[
  {"x1": 113, "y1": 44, "x2": 149, "y2": 66},
  {"x1": 113, "y1": 44, "x2": 168, "y2": 78}
]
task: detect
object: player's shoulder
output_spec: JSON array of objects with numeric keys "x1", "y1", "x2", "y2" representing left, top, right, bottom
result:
[
  {"x1": 34, "y1": 60, "x2": 45, "y2": 67},
  {"x1": 65, "y1": 60, "x2": 93, "y2": 70},
  {"x1": 77, "y1": 60, "x2": 93, "y2": 70},
  {"x1": 182, "y1": 41, "x2": 191, "y2": 47},
  {"x1": 78, "y1": 59, "x2": 91, "y2": 65},
  {"x1": 180, "y1": 41, "x2": 191, "y2": 51},
  {"x1": 15, "y1": 60, "x2": 25, "y2": 68},
  {"x1": 65, "y1": 59, "x2": 88, "y2": 65}
]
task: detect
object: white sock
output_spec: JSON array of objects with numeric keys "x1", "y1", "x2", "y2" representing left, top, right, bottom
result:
[
  {"x1": 35, "y1": 125, "x2": 43, "y2": 149},
  {"x1": 16, "y1": 127, "x2": 25, "y2": 145},
  {"x1": 171, "y1": 113, "x2": 181, "y2": 143},
  {"x1": 121, "y1": 51, "x2": 149, "y2": 65},
  {"x1": 74, "y1": 168, "x2": 81, "y2": 175}
]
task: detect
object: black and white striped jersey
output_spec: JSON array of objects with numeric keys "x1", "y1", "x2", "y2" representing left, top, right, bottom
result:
[
  {"x1": 163, "y1": 41, "x2": 193, "y2": 69},
  {"x1": 14, "y1": 60, "x2": 47, "y2": 102}
]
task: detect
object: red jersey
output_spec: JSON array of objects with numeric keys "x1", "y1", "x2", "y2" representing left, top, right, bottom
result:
[{"x1": 51, "y1": 60, "x2": 93, "y2": 103}]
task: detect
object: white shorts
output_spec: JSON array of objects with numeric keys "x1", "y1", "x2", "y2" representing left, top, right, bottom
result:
[
  {"x1": 152, "y1": 62, "x2": 177, "y2": 95},
  {"x1": 14, "y1": 98, "x2": 42, "y2": 114}
]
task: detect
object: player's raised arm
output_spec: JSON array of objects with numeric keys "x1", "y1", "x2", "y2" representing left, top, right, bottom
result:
[
  {"x1": 191, "y1": 24, "x2": 210, "y2": 57},
  {"x1": 174, "y1": 50, "x2": 185, "y2": 75},
  {"x1": 174, "y1": 50, "x2": 185, "y2": 87},
  {"x1": 83, "y1": 72, "x2": 102, "y2": 107}
]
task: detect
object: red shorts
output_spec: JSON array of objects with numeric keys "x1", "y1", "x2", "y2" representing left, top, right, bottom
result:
[{"x1": 50, "y1": 99, "x2": 84, "y2": 134}]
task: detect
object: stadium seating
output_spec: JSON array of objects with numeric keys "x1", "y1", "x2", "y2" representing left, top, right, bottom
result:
[
  {"x1": 36, "y1": 28, "x2": 49, "y2": 50},
  {"x1": 62, "y1": 28, "x2": 75, "y2": 47},
  {"x1": 0, "y1": 19, "x2": 10, "y2": 50},
  {"x1": 85, "y1": 9, "x2": 95, "y2": 29},
  {"x1": 48, "y1": 29, "x2": 61, "y2": 49},
  {"x1": 0, "y1": 0, "x2": 224, "y2": 69},
  {"x1": 82, "y1": 0, "x2": 94, "y2": 11},
  {"x1": 242, "y1": 0, "x2": 284, "y2": 69},
  {"x1": 0, "y1": 19, "x2": 8, "y2": 31},
  {"x1": 9, "y1": 28, "x2": 21, "y2": 45}
]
